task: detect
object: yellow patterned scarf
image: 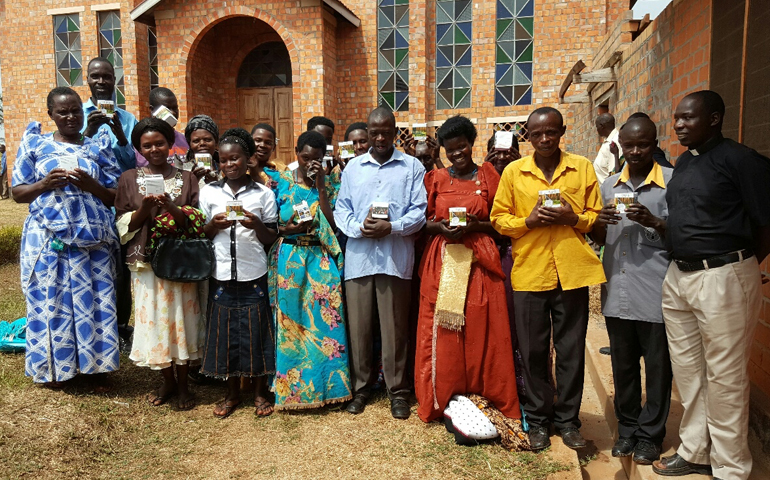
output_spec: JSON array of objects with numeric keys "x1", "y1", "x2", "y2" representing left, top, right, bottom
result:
[{"x1": 434, "y1": 243, "x2": 474, "y2": 331}]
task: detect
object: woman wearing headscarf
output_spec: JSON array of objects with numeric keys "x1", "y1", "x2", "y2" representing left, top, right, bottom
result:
[
  {"x1": 184, "y1": 114, "x2": 220, "y2": 185},
  {"x1": 12, "y1": 87, "x2": 120, "y2": 387}
]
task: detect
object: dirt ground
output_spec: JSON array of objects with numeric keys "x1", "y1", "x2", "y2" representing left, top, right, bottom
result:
[{"x1": 0, "y1": 199, "x2": 569, "y2": 480}]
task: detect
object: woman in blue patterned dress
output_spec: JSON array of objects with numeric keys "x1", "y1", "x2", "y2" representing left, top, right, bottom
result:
[
  {"x1": 12, "y1": 87, "x2": 121, "y2": 387},
  {"x1": 268, "y1": 130, "x2": 352, "y2": 410}
]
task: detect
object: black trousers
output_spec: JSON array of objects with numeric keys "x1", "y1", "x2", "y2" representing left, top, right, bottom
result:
[
  {"x1": 115, "y1": 243, "x2": 133, "y2": 338},
  {"x1": 513, "y1": 285, "x2": 588, "y2": 430},
  {"x1": 606, "y1": 317, "x2": 672, "y2": 445}
]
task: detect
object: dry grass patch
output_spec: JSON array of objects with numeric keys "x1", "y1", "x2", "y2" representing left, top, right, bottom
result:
[{"x1": 0, "y1": 200, "x2": 28, "y2": 228}]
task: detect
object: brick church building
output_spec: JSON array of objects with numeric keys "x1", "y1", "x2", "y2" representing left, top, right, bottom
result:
[{"x1": 0, "y1": 0, "x2": 627, "y2": 166}]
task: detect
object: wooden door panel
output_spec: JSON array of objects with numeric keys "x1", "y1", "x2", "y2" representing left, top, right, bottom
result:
[
  {"x1": 237, "y1": 86, "x2": 294, "y2": 168},
  {"x1": 274, "y1": 87, "x2": 294, "y2": 167},
  {"x1": 237, "y1": 88, "x2": 273, "y2": 132}
]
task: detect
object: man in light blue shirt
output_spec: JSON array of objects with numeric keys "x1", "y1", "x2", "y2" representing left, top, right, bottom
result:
[
  {"x1": 81, "y1": 57, "x2": 137, "y2": 350},
  {"x1": 334, "y1": 107, "x2": 427, "y2": 419},
  {"x1": 81, "y1": 57, "x2": 137, "y2": 173}
]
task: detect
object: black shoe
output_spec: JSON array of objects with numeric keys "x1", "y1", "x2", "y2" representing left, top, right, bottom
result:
[
  {"x1": 528, "y1": 425, "x2": 551, "y2": 451},
  {"x1": 652, "y1": 453, "x2": 712, "y2": 476},
  {"x1": 633, "y1": 440, "x2": 660, "y2": 465},
  {"x1": 611, "y1": 437, "x2": 637, "y2": 457},
  {"x1": 346, "y1": 394, "x2": 368, "y2": 415},
  {"x1": 559, "y1": 427, "x2": 587, "y2": 449},
  {"x1": 390, "y1": 397, "x2": 410, "y2": 419},
  {"x1": 599, "y1": 346, "x2": 611, "y2": 355}
]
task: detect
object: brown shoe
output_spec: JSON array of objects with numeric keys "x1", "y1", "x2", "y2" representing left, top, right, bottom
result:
[{"x1": 652, "y1": 453, "x2": 712, "y2": 476}]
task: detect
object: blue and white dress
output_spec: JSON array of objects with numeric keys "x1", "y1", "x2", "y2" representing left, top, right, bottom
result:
[{"x1": 13, "y1": 122, "x2": 121, "y2": 383}]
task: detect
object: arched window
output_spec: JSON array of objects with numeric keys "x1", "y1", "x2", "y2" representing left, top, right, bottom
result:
[{"x1": 237, "y1": 42, "x2": 292, "y2": 88}]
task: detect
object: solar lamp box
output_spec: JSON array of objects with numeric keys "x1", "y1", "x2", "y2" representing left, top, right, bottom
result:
[
  {"x1": 58, "y1": 155, "x2": 79, "y2": 172},
  {"x1": 152, "y1": 105, "x2": 178, "y2": 127},
  {"x1": 614, "y1": 193, "x2": 638, "y2": 214},
  {"x1": 182, "y1": 161, "x2": 195, "y2": 172},
  {"x1": 97, "y1": 100, "x2": 115, "y2": 118},
  {"x1": 413, "y1": 123, "x2": 428, "y2": 142},
  {"x1": 322, "y1": 156, "x2": 334, "y2": 169},
  {"x1": 226, "y1": 201, "x2": 245, "y2": 221},
  {"x1": 195, "y1": 153, "x2": 212, "y2": 170},
  {"x1": 371, "y1": 201, "x2": 390, "y2": 219},
  {"x1": 326, "y1": 145, "x2": 334, "y2": 156},
  {"x1": 538, "y1": 189, "x2": 561, "y2": 207},
  {"x1": 293, "y1": 200, "x2": 313, "y2": 223},
  {"x1": 287, "y1": 161, "x2": 299, "y2": 171},
  {"x1": 448, "y1": 207, "x2": 467, "y2": 227},
  {"x1": 143, "y1": 174, "x2": 165, "y2": 196},
  {"x1": 339, "y1": 141, "x2": 355, "y2": 159},
  {"x1": 494, "y1": 131, "x2": 514, "y2": 151}
]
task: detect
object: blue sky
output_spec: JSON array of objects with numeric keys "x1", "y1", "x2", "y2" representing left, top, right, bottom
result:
[{"x1": 632, "y1": 0, "x2": 672, "y2": 19}]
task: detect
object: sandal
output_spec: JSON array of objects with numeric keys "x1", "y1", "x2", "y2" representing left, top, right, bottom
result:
[
  {"x1": 254, "y1": 396, "x2": 274, "y2": 417},
  {"x1": 214, "y1": 399, "x2": 241, "y2": 419},
  {"x1": 177, "y1": 393, "x2": 196, "y2": 411},
  {"x1": 147, "y1": 388, "x2": 176, "y2": 407}
]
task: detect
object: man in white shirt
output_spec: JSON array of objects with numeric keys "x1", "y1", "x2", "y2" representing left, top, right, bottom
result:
[{"x1": 593, "y1": 113, "x2": 622, "y2": 185}]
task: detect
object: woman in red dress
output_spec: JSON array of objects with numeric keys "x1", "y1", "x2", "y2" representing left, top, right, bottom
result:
[{"x1": 415, "y1": 115, "x2": 520, "y2": 423}]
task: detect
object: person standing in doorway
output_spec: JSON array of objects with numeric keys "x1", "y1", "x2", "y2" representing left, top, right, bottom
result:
[
  {"x1": 334, "y1": 107, "x2": 427, "y2": 419},
  {"x1": 593, "y1": 113, "x2": 621, "y2": 185},
  {"x1": 652, "y1": 91, "x2": 770, "y2": 480}
]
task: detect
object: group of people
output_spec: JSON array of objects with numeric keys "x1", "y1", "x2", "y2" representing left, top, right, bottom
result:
[{"x1": 9, "y1": 56, "x2": 770, "y2": 479}]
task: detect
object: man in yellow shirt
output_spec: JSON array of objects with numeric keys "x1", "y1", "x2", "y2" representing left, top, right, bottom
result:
[{"x1": 491, "y1": 107, "x2": 606, "y2": 451}]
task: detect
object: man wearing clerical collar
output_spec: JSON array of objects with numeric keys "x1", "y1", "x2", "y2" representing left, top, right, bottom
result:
[{"x1": 653, "y1": 90, "x2": 770, "y2": 480}]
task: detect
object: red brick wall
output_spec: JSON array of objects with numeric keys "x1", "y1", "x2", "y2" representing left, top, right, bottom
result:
[{"x1": 570, "y1": 0, "x2": 711, "y2": 162}]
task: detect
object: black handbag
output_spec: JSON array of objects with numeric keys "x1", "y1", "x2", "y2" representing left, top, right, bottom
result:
[{"x1": 151, "y1": 237, "x2": 215, "y2": 282}]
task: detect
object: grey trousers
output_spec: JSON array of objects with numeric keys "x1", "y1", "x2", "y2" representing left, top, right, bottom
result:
[{"x1": 345, "y1": 274, "x2": 412, "y2": 397}]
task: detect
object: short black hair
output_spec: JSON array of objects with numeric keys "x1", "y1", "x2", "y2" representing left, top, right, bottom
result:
[
  {"x1": 307, "y1": 116, "x2": 335, "y2": 132},
  {"x1": 220, "y1": 128, "x2": 256, "y2": 158},
  {"x1": 149, "y1": 87, "x2": 176, "y2": 106},
  {"x1": 87, "y1": 57, "x2": 115, "y2": 73},
  {"x1": 620, "y1": 116, "x2": 657, "y2": 140},
  {"x1": 344, "y1": 122, "x2": 368, "y2": 141},
  {"x1": 527, "y1": 107, "x2": 564, "y2": 127},
  {"x1": 367, "y1": 107, "x2": 396, "y2": 128},
  {"x1": 296, "y1": 130, "x2": 327, "y2": 152},
  {"x1": 685, "y1": 90, "x2": 726, "y2": 117},
  {"x1": 595, "y1": 113, "x2": 615, "y2": 129},
  {"x1": 486, "y1": 131, "x2": 519, "y2": 153},
  {"x1": 46, "y1": 86, "x2": 81, "y2": 111},
  {"x1": 251, "y1": 123, "x2": 276, "y2": 138},
  {"x1": 436, "y1": 115, "x2": 477, "y2": 147},
  {"x1": 627, "y1": 111, "x2": 650, "y2": 121},
  {"x1": 131, "y1": 117, "x2": 175, "y2": 151}
]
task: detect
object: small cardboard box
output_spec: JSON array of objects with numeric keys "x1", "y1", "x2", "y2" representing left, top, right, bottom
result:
[
  {"x1": 614, "y1": 193, "x2": 638, "y2": 214},
  {"x1": 293, "y1": 200, "x2": 313, "y2": 223},
  {"x1": 226, "y1": 201, "x2": 245, "y2": 221},
  {"x1": 412, "y1": 123, "x2": 428, "y2": 142},
  {"x1": 58, "y1": 155, "x2": 79, "y2": 172},
  {"x1": 144, "y1": 174, "x2": 165, "y2": 196},
  {"x1": 495, "y1": 131, "x2": 514, "y2": 151},
  {"x1": 152, "y1": 105, "x2": 177, "y2": 127},
  {"x1": 339, "y1": 141, "x2": 355, "y2": 159},
  {"x1": 371, "y1": 201, "x2": 389, "y2": 219},
  {"x1": 97, "y1": 100, "x2": 115, "y2": 118},
  {"x1": 448, "y1": 207, "x2": 467, "y2": 227},
  {"x1": 287, "y1": 161, "x2": 299, "y2": 171},
  {"x1": 195, "y1": 153, "x2": 212, "y2": 170},
  {"x1": 322, "y1": 156, "x2": 334, "y2": 169},
  {"x1": 538, "y1": 189, "x2": 561, "y2": 207}
]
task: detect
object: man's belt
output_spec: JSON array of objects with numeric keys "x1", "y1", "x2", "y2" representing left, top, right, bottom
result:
[
  {"x1": 283, "y1": 237, "x2": 321, "y2": 247},
  {"x1": 673, "y1": 249, "x2": 753, "y2": 272}
]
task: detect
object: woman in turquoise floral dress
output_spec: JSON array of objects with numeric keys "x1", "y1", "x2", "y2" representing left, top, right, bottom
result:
[{"x1": 268, "y1": 130, "x2": 352, "y2": 410}]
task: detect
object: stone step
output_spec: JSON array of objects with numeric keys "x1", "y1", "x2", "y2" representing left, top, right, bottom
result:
[{"x1": 584, "y1": 314, "x2": 770, "y2": 480}]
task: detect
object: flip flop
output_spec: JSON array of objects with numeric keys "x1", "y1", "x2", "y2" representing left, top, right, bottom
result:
[
  {"x1": 147, "y1": 388, "x2": 176, "y2": 407},
  {"x1": 177, "y1": 393, "x2": 196, "y2": 411},
  {"x1": 214, "y1": 399, "x2": 241, "y2": 419},
  {"x1": 254, "y1": 396, "x2": 274, "y2": 417}
]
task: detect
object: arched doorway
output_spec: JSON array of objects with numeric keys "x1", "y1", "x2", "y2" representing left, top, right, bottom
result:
[{"x1": 237, "y1": 42, "x2": 294, "y2": 166}]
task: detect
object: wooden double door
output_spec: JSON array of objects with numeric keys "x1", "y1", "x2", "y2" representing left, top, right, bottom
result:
[{"x1": 237, "y1": 86, "x2": 293, "y2": 167}]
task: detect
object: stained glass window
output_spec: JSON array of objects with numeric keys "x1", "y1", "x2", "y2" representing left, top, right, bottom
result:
[
  {"x1": 436, "y1": 1, "x2": 472, "y2": 110},
  {"x1": 53, "y1": 14, "x2": 83, "y2": 87},
  {"x1": 495, "y1": 0, "x2": 534, "y2": 106},
  {"x1": 377, "y1": 0, "x2": 409, "y2": 112},
  {"x1": 98, "y1": 11, "x2": 125, "y2": 109},
  {"x1": 148, "y1": 26, "x2": 159, "y2": 92},
  {"x1": 237, "y1": 42, "x2": 292, "y2": 88}
]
